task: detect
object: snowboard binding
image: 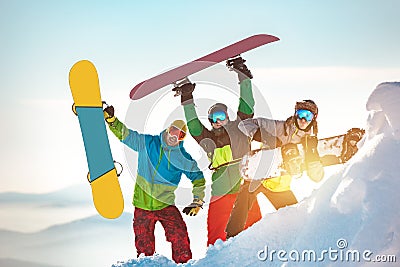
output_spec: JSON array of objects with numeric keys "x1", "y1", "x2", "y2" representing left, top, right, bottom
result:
[
  {"x1": 226, "y1": 55, "x2": 253, "y2": 80},
  {"x1": 172, "y1": 77, "x2": 192, "y2": 97},
  {"x1": 87, "y1": 160, "x2": 123, "y2": 183},
  {"x1": 72, "y1": 103, "x2": 78, "y2": 116},
  {"x1": 72, "y1": 101, "x2": 110, "y2": 116},
  {"x1": 340, "y1": 128, "x2": 365, "y2": 162},
  {"x1": 281, "y1": 143, "x2": 303, "y2": 176},
  {"x1": 345, "y1": 128, "x2": 365, "y2": 143}
]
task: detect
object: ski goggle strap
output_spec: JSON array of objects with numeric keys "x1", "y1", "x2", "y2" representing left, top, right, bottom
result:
[
  {"x1": 208, "y1": 110, "x2": 227, "y2": 123},
  {"x1": 168, "y1": 126, "x2": 186, "y2": 141},
  {"x1": 296, "y1": 109, "x2": 314, "y2": 122}
]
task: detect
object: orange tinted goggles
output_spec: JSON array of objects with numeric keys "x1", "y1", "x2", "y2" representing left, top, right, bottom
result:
[{"x1": 168, "y1": 126, "x2": 186, "y2": 140}]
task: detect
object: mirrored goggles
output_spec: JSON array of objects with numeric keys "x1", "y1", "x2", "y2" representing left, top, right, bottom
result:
[
  {"x1": 208, "y1": 110, "x2": 227, "y2": 123},
  {"x1": 296, "y1": 109, "x2": 314, "y2": 122},
  {"x1": 168, "y1": 126, "x2": 186, "y2": 141}
]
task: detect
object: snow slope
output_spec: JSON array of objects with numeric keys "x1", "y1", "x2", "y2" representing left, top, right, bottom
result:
[{"x1": 114, "y1": 82, "x2": 400, "y2": 267}]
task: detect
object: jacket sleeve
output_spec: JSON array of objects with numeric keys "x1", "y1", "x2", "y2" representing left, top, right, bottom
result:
[
  {"x1": 191, "y1": 175, "x2": 206, "y2": 201},
  {"x1": 183, "y1": 103, "x2": 206, "y2": 137},
  {"x1": 256, "y1": 118, "x2": 281, "y2": 136},
  {"x1": 239, "y1": 117, "x2": 278, "y2": 138},
  {"x1": 237, "y1": 78, "x2": 255, "y2": 119},
  {"x1": 108, "y1": 117, "x2": 145, "y2": 152},
  {"x1": 181, "y1": 151, "x2": 206, "y2": 201}
]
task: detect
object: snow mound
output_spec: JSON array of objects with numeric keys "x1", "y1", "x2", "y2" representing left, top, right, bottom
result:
[
  {"x1": 366, "y1": 82, "x2": 400, "y2": 140},
  {"x1": 116, "y1": 82, "x2": 400, "y2": 266},
  {"x1": 112, "y1": 254, "x2": 176, "y2": 267}
]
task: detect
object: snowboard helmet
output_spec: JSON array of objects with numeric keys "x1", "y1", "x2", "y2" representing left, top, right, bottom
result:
[
  {"x1": 294, "y1": 100, "x2": 318, "y2": 134},
  {"x1": 208, "y1": 103, "x2": 228, "y2": 124}
]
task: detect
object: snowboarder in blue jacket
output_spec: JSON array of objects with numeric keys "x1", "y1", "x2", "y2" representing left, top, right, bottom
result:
[{"x1": 104, "y1": 105, "x2": 205, "y2": 263}]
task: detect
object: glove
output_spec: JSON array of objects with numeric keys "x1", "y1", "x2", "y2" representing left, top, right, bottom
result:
[
  {"x1": 226, "y1": 56, "x2": 253, "y2": 83},
  {"x1": 302, "y1": 136, "x2": 320, "y2": 163},
  {"x1": 182, "y1": 198, "x2": 204, "y2": 216},
  {"x1": 281, "y1": 143, "x2": 302, "y2": 176},
  {"x1": 172, "y1": 83, "x2": 195, "y2": 105},
  {"x1": 281, "y1": 143, "x2": 300, "y2": 162},
  {"x1": 103, "y1": 105, "x2": 116, "y2": 124},
  {"x1": 301, "y1": 136, "x2": 324, "y2": 182}
]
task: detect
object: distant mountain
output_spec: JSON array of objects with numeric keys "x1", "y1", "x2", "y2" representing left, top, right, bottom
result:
[
  {"x1": 0, "y1": 184, "x2": 91, "y2": 207},
  {"x1": 0, "y1": 212, "x2": 134, "y2": 267},
  {"x1": 0, "y1": 184, "x2": 100, "y2": 233}
]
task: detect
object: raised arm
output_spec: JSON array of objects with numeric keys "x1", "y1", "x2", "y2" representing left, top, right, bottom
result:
[
  {"x1": 104, "y1": 105, "x2": 146, "y2": 152},
  {"x1": 227, "y1": 57, "x2": 254, "y2": 120},
  {"x1": 173, "y1": 82, "x2": 210, "y2": 138}
]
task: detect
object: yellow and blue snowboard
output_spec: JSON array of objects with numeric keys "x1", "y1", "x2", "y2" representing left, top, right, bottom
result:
[{"x1": 69, "y1": 60, "x2": 124, "y2": 219}]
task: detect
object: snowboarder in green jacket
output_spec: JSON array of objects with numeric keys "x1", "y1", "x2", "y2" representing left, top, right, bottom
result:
[{"x1": 172, "y1": 56, "x2": 262, "y2": 246}]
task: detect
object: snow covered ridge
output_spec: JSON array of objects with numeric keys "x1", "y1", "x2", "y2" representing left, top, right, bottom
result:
[
  {"x1": 115, "y1": 82, "x2": 400, "y2": 267},
  {"x1": 366, "y1": 82, "x2": 400, "y2": 140}
]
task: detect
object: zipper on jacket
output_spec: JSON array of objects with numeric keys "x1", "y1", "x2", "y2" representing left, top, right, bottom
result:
[
  {"x1": 168, "y1": 149, "x2": 171, "y2": 170},
  {"x1": 291, "y1": 127, "x2": 299, "y2": 139},
  {"x1": 150, "y1": 144, "x2": 164, "y2": 209}
]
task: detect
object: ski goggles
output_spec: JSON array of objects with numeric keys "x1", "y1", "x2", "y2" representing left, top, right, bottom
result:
[
  {"x1": 296, "y1": 109, "x2": 314, "y2": 122},
  {"x1": 168, "y1": 126, "x2": 186, "y2": 141},
  {"x1": 208, "y1": 110, "x2": 227, "y2": 123}
]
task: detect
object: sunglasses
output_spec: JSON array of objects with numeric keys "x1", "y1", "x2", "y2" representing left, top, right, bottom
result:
[
  {"x1": 168, "y1": 126, "x2": 186, "y2": 141},
  {"x1": 208, "y1": 110, "x2": 227, "y2": 123},
  {"x1": 296, "y1": 109, "x2": 314, "y2": 122}
]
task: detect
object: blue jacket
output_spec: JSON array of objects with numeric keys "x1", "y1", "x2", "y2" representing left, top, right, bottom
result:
[{"x1": 109, "y1": 118, "x2": 205, "y2": 211}]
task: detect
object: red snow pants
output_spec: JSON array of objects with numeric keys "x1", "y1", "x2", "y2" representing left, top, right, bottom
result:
[
  {"x1": 207, "y1": 193, "x2": 261, "y2": 246},
  {"x1": 133, "y1": 206, "x2": 192, "y2": 263}
]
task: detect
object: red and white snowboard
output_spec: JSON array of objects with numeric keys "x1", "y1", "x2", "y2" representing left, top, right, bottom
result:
[{"x1": 129, "y1": 34, "x2": 280, "y2": 100}]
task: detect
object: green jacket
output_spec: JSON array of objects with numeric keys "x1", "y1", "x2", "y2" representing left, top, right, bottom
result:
[
  {"x1": 108, "y1": 118, "x2": 205, "y2": 211},
  {"x1": 183, "y1": 78, "x2": 254, "y2": 196}
]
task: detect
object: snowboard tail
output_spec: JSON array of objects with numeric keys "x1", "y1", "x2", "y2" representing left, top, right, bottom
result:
[
  {"x1": 130, "y1": 34, "x2": 280, "y2": 100},
  {"x1": 91, "y1": 168, "x2": 124, "y2": 219},
  {"x1": 69, "y1": 60, "x2": 124, "y2": 219}
]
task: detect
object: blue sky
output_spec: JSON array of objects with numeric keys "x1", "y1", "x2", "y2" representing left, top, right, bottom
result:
[
  {"x1": 2, "y1": 0, "x2": 399, "y2": 98},
  {"x1": 0, "y1": 1, "x2": 399, "y2": 193}
]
